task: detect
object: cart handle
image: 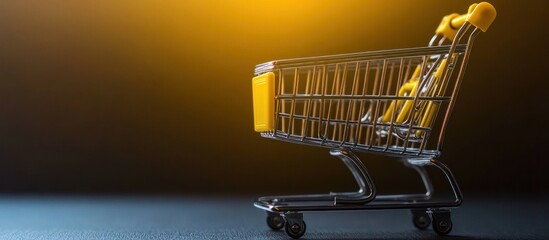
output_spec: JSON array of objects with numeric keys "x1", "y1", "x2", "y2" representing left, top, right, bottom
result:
[{"x1": 435, "y1": 2, "x2": 497, "y2": 41}]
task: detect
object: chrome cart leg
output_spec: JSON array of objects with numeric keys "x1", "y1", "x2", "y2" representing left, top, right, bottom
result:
[
  {"x1": 406, "y1": 158, "x2": 463, "y2": 206},
  {"x1": 374, "y1": 159, "x2": 434, "y2": 201},
  {"x1": 329, "y1": 149, "x2": 376, "y2": 204},
  {"x1": 283, "y1": 212, "x2": 306, "y2": 239},
  {"x1": 404, "y1": 160, "x2": 434, "y2": 200}
]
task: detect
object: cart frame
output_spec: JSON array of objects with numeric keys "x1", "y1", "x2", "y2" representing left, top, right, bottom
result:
[{"x1": 251, "y1": 3, "x2": 496, "y2": 239}]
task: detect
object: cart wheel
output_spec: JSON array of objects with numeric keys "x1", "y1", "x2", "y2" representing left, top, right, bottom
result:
[
  {"x1": 411, "y1": 209, "x2": 431, "y2": 230},
  {"x1": 432, "y1": 211, "x2": 453, "y2": 235},
  {"x1": 266, "y1": 212, "x2": 285, "y2": 230},
  {"x1": 285, "y1": 220, "x2": 306, "y2": 239}
]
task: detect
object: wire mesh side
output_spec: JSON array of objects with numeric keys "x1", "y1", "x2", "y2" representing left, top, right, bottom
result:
[{"x1": 267, "y1": 52, "x2": 463, "y2": 157}]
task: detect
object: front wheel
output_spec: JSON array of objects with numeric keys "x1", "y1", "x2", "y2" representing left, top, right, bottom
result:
[
  {"x1": 432, "y1": 211, "x2": 453, "y2": 235},
  {"x1": 285, "y1": 220, "x2": 306, "y2": 239}
]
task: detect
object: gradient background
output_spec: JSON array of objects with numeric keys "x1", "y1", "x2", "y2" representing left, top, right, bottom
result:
[{"x1": 0, "y1": 0, "x2": 546, "y2": 196}]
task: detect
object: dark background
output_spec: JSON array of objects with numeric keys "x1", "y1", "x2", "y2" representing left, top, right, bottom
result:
[{"x1": 0, "y1": 0, "x2": 546, "y2": 196}]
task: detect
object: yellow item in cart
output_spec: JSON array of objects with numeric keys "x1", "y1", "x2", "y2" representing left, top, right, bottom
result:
[
  {"x1": 381, "y1": 58, "x2": 449, "y2": 137},
  {"x1": 416, "y1": 59, "x2": 448, "y2": 137},
  {"x1": 381, "y1": 65, "x2": 421, "y2": 123}
]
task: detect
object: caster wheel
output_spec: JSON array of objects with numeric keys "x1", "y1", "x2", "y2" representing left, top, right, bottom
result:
[
  {"x1": 432, "y1": 211, "x2": 453, "y2": 235},
  {"x1": 266, "y1": 212, "x2": 285, "y2": 230},
  {"x1": 285, "y1": 220, "x2": 306, "y2": 239},
  {"x1": 411, "y1": 209, "x2": 431, "y2": 230}
]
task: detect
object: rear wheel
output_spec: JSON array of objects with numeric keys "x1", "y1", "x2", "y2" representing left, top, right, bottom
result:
[{"x1": 266, "y1": 212, "x2": 284, "y2": 230}]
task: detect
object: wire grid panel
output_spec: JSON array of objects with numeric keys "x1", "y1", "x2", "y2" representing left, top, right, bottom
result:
[{"x1": 265, "y1": 50, "x2": 464, "y2": 157}]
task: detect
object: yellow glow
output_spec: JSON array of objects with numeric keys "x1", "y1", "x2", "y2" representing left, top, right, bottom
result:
[{"x1": 0, "y1": 0, "x2": 482, "y2": 160}]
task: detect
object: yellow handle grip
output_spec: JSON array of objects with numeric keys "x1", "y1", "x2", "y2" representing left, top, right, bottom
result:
[
  {"x1": 467, "y1": 2, "x2": 497, "y2": 32},
  {"x1": 435, "y1": 2, "x2": 497, "y2": 41},
  {"x1": 450, "y1": 3, "x2": 479, "y2": 29}
]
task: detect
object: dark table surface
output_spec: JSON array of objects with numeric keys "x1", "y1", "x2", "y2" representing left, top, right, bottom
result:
[{"x1": 0, "y1": 195, "x2": 546, "y2": 239}]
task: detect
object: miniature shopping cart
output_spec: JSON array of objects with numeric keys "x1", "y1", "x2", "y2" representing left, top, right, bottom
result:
[{"x1": 251, "y1": 3, "x2": 496, "y2": 239}]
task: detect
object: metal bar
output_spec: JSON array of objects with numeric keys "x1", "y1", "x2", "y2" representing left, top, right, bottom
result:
[
  {"x1": 300, "y1": 69, "x2": 312, "y2": 139},
  {"x1": 276, "y1": 95, "x2": 451, "y2": 100},
  {"x1": 318, "y1": 65, "x2": 328, "y2": 140},
  {"x1": 274, "y1": 69, "x2": 283, "y2": 135},
  {"x1": 367, "y1": 60, "x2": 387, "y2": 148},
  {"x1": 336, "y1": 64, "x2": 348, "y2": 142},
  {"x1": 384, "y1": 58, "x2": 406, "y2": 151},
  {"x1": 341, "y1": 62, "x2": 361, "y2": 146},
  {"x1": 302, "y1": 67, "x2": 317, "y2": 141},
  {"x1": 273, "y1": 114, "x2": 433, "y2": 130},
  {"x1": 437, "y1": 25, "x2": 480, "y2": 152},
  {"x1": 354, "y1": 61, "x2": 370, "y2": 147},
  {"x1": 287, "y1": 68, "x2": 299, "y2": 138},
  {"x1": 255, "y1": 45, "x2": 467, "y2": 74},
  {"x1": 322, "y1": 64, "x2": 339, "y2": 144},
  {"x1": 331, "y1": 65, "x2": 343, "y2": 141},
  {"x1": 401, "y1": 55, "x2": 429, "y2": 153}
]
